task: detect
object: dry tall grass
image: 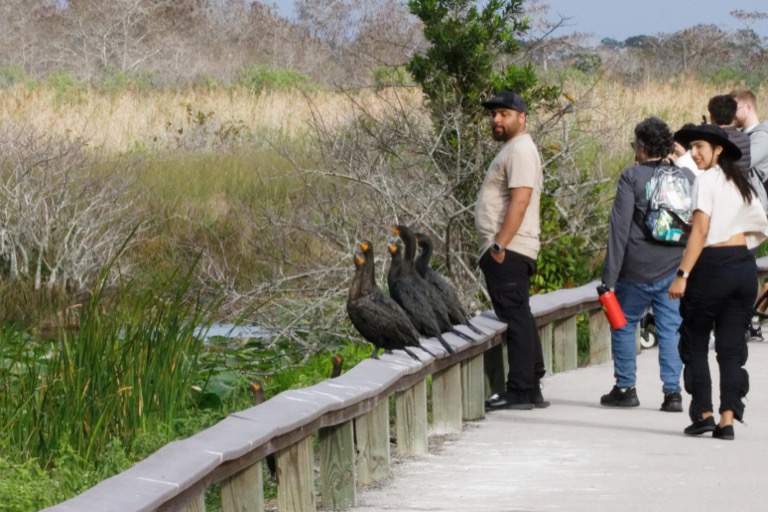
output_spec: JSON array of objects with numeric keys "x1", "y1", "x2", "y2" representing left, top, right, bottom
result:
[
  {"x1": 0, "y1": 86, "x2": 425, "y2": 152},
  {"x1": 567, "y1": 75, "x2": 733, "y2": 153},
  {"x1": 0, "y1": 76, "x2": 737, "y2": 158}
]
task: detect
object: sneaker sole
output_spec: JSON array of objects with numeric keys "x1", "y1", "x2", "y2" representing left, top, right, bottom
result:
[
  {"x1": 684, "y1": 426, "x2": 716, "y2": 436},
  {"x1": 506, "y1": 403, "x2": 535, "y2": 410},
  {"x1": 660, "y1": 404, "x2": 683, "y2": 412},
  {"x1": 600, "y1": 401, "x2": 640, "y2": 408}
]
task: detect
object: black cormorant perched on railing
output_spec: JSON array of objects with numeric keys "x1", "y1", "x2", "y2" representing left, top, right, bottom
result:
[
  {"x1": 387, "y1": 225, "x2": 471, "y2": 354},
  {"x1": 391, "y1": 225, "x2": 476, "y2": 345},
  {"x1": 346, "y1": 240, "x2": 434, "y2": 361},
  {"x1": 414, "y1": 232, "x2": 485, "y2": 336}
]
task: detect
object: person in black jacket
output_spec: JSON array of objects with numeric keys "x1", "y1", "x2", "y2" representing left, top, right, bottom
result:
[
  {"x1": 600, "y1": 117, "x2": 696, "y2": 412},
  {"x1": 708, "y1": 94, "x2": 751, "y2": 175}
]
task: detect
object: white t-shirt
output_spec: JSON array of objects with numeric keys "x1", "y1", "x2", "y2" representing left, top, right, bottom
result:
[
  {"x1": 474, "y1": 132, "x2": 542, "y2": 260},
  {"x1": 693, "y1": 166, "x2": 768, "y2": 248}
]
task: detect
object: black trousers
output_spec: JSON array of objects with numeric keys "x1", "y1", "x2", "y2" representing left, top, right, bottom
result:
[
  {"x1": 679, "y1": 246, "x2": 755, "y2": 422},
  {"x1": 479, "y1": 249, "x2": 545, "y2": 391}
]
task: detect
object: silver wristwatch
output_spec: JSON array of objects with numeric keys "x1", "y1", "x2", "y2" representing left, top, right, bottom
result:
[{"x1": 491, "y1": 241, "x2": 504, "y2": 254}]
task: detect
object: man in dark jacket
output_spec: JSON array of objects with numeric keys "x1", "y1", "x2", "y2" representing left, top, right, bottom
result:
[
  {"x1": 708, "y1": 94, "x2": 751, "y2": 175},
  {"x1": 601, "y1": 117, "x2": 696, "y2": 412}
]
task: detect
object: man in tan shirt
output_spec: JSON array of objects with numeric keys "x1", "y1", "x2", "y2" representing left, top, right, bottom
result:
[{"x1": 475, "y1": 91, "x2": 548, "y2": 410}]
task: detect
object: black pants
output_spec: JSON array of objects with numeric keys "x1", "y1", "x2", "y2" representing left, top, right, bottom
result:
[
  {"x1": 679, "y1": 246, "x2": 755, "y2": 422},
  {"x1": 479, "y1": 249, "x2": 545, "y2": 392}
]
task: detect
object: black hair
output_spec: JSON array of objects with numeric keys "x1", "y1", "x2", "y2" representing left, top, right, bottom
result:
[
  {"x1": 708, "y1": 95, "x2": 737, "y2": 126},
  {"x1": 634, "y1": 117, "x2": 674, "y2": 158},
  {"x1": 719, "y1": 152, "x2": 755, "y2": 203}
]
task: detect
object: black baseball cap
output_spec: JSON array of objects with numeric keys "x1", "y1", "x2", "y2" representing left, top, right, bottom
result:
[
  {"x1": 482, "y1": 91, "x2": 528, "y2": 114},
  {"x1": 674, "y1": 124, "x2": 742, "y2": 161}
]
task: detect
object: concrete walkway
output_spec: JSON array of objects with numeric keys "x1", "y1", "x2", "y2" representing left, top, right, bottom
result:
[{"x1": 353, "y1": 341, "x2": 768, "y2": 512}]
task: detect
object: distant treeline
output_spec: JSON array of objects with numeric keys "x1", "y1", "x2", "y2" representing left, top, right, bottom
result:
[{"x1": 1, "y1": 1, "x2": 766, "y2": 91}]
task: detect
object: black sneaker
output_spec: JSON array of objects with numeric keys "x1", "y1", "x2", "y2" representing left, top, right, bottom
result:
[
  {"x1": 600, "y1": 385, "x2": 640, "y2": 407},
  {"x1": 660, "y1": 391, "x2": 683, "y2": 412},
  {"x1": 530, "y1": 386, "x2": 551, "y2": 409},
  {"x1": 485, "y1": 390, "x2": 535, "y2": 410},
  {"x1": 749, "y1": 323, "x2": 763, "y2": 342}
]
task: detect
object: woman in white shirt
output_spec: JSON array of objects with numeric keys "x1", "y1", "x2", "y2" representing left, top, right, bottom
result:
[{"x1": 669, "y1": 124, "x2": 768, "y2": 440}]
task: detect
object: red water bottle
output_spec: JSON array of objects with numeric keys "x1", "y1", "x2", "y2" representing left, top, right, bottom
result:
[{"x1": 597, "y1": 284, "x2": 627, "y2": 330}]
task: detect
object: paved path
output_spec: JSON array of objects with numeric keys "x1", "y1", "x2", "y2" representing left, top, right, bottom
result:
[{"x1": 352, "y1": 341, "x2": 768, "y2": 512}]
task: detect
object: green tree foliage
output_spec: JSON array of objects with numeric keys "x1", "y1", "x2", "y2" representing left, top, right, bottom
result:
[
  {"x1": 407, "y1": 0, "x2": 559, "y2": 205},
  {"x1": 405, "y1": 0, "x2": 598, "y2": 294},
  {"x1": 408, "y1": 0, "x2": 530, "y2": 115}
]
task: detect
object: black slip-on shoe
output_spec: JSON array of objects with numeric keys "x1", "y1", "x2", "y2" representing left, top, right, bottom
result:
[
  {"x1": 684, "y1": 416, "x2": 716, "y2": 436},
  {"x1": 713, "y1": 424, "x2": 735, "y2": 440}
]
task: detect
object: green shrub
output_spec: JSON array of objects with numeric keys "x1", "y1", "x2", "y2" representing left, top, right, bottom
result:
[
  {"x1": 96, "y1": 68, "x2": 157, "y2": 94},
  {"x1": 43, "y1": 71, "x2": 87, "y2": 105},
  {"x1": 236, "y1": 66, "x2": 313, "y2": 95},
  {"x1": 572, "y1": 53, "x2": 603, "y2": 75},
  {"x1": 372, "y1": 66, "x2": 411, "y2": 90},
  {"x1": 0, "y1": 65, "x2": 29, "y2": 88}
]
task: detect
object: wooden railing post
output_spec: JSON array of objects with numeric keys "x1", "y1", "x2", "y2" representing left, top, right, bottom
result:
[
  {"x1": 588, "y1": 310, "x2": 612, "y2": 365},
  {"x1": 276, "y1": 435, "x2": 315, "y2": 512},
  {"x1": 354, "y1": 399, "x2": 390, "y2": 485},
  {"x1": 553, "y1": 315, "x2": 578, "y2": 373},
  {"x1": 181, "y1": 494, "x2": 205, "y2": 512},
  {"x1": 461, "y1": 354, "x2": 485, "y2": 421},
  {"x1": 221, "y1": 463, "x2": 264, "y2": 512},
  {"x1": 483, "y1": 336, "x2": 506, "y2": 398},
  {"x1": 319, "y1": 421, "x2": 356, "y2": 510},
  {"x1": 539, "y1": 323, "x2": 554, "y2": 375},
  {"x1": 432, "y1": 364, "x2": 462, "y2": 434},
  {"x1": 395, "y1": 379, "x2": 428, "y2": 456}
]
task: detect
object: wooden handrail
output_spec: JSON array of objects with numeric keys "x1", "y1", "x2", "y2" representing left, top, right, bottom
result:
[{"x1": 41, "y1": 257, "x2": 768, "y2": 511}]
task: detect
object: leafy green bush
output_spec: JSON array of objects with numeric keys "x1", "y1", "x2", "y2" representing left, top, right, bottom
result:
[
  {"x1": 43, "y1": 71, "x2": 87, "y2": 105},
  {"x1": 372, "y1": 66, "x2": 411, "y2": 90},
  {"x1": 0, "y1": 65, "x2": 29, "y2": 88},
  {"x1": 0, "y1": 451, "x2": 69, "y2": 511},
  {"x1": 702, "y1": 66, "x2": 765, "y2": 91},
  {"x1": 96, "y1": 68, "x2": 157, "y2": 94},
  {"x1": 573, "y1": 53, "x2": 603, "y2": 75},
  {"x1": 236, "y1": 66, "x2": 313, "y2": 95}
]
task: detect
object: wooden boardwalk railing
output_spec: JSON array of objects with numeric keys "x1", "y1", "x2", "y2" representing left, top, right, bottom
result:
[{"x1": 47, "y1": 255, "x2": 768, "y2": 512}]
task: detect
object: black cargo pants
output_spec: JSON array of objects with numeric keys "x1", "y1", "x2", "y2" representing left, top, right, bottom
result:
[{"x1": 479, "y1": 249, "x2": 545, "y2": 392}]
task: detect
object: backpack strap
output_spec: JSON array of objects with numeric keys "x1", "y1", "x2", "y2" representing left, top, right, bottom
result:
[{"x1": 632, "y1": 162, "x2": 666, "y2": 237}]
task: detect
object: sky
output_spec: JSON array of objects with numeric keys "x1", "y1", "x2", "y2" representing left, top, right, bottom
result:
[
  {"x1": 269, "y1": 0, "x2": 768, "y2": 42},
  {"x1": 541, "y1": 0, "x2": 768, "y2": 41}
]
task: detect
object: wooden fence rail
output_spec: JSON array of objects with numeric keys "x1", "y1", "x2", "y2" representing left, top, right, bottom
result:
[{"x1": 47, "y1": 256, "x2": 768, "y2": 512}]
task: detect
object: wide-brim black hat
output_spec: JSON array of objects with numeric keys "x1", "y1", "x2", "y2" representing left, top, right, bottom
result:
[{"x1": 673, "y1": 124, "x2": 742, "y2": 161}]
